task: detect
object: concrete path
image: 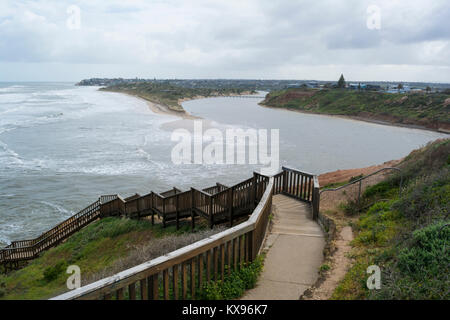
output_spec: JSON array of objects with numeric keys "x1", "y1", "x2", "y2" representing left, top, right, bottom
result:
[{"x1": 242, "y1": 194, "x2": 325, "y2": 300}]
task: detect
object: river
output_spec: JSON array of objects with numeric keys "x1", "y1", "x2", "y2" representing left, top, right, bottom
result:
[{"x1": 0, "y1": 83, "x2": 446, "y2": 245}]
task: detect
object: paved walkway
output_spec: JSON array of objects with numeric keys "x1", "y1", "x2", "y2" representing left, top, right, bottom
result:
[{"x1": 242, "y1": 194, "x2": 325, "y2": 300}]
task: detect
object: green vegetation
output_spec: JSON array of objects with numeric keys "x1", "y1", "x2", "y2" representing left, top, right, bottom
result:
[
  {"x1": 199, "y1": 255, "x2": 264, "y2": 300},
  {"x1": 319, "y1": 263, "x2": 331, "y2": 273},
  {"x1": 262, "y1": 88, "x2": 450, "y2": 131},
  {"x1": 332, "y1": 139, "x2": 450, "y2": 300},
  {"x1": 101, "y1": 82, "x2": 255, "y2": 112},
  {"x1": 337, "y1": 74, "x2": 346, "y2": 88},
  {"x1": 0, "y1": 217, "x2": 215, "y2": 300}
]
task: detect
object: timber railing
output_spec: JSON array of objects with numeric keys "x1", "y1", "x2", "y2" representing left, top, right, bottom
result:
[
  {"x1": 51, "y1": 177, "x2": 275, "y2": 300},
  {"x1": 273, "y1": 166, "x2": 320, "y2": 219},
  {"x1": 1, "y1": 167, "x2": 320, "y2": 272},
  {"x1": 0, "y1": 199, "x2": 102, "y2": 269}
]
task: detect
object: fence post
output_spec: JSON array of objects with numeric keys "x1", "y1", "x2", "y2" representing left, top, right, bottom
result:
[
  {"x1": 228, "y1": 188, "x2": 234, "y2": 227},
  {"x1": 209, "y1": 196, "x2": 213, "y2": 229},
  {"x1": 162, "y1": 197, "x2": 166, "y2": 228},
  {"x1": 176, "y1": 193, "x2": 180, "y2": 231},
  {"x1": 190, "y1": 188, "x2": 195, "y2": 231},
  {"x1": 357, "y1": 180, "x2": 362, "y2": 209},
  {"x1": 312, "y1": 175, "x2": 320, "y2": 221},
  {"x1": 282, "y1": 169, "x2": 288, "y2": 194},
  {"x1": 248, "y1": 230, "x2": 255, "y2": 262},
  {"x1": 151, "y1": 192, "x2": 155, "y2": 225},
  {"x1": 252, "y1": 172, "x2": 258, "y2": 207},
  {"x1": 137, "y1": 197, "x2": 141, "y2": 219}
]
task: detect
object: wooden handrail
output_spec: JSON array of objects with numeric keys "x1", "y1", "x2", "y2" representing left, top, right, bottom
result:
[
  {"x1": 51, "y1": 177, "x2": 274, "y2": 300},
  {"x1": 2, "y1": 166, "x2": 320, "y2": 272}
]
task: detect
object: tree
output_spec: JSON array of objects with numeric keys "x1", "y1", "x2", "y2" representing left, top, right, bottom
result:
[
  {"x1": 337, "y1": 74, "x2": 346, "y2": 88},
  {"x1": 426, "y1": 86, "x2": 431, "y2": 93},
  {"x1": 397, "y1": 83, "x2": 404, "y2": 90}
]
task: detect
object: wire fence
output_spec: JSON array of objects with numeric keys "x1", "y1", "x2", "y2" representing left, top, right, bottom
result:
[{"x1": 319, "y1": 167, "x2": 402, "y2": 213}]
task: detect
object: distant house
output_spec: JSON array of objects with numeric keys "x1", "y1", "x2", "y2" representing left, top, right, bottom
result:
[
  {"x1": 365, "y1": 84, "x2": 381, "y2": 91},
  {"x1": 287, "y1": 83, "x2": 302, "y2": 88},
  {"x1": 348, "y1": 83, "x2": 367, "y2": 90},
  {"x1": 387, "y1": 85, "x2": 410, "y2": 94},
  {"x1": 305, "y1": 81, "x2": 319, "y2": 88}
]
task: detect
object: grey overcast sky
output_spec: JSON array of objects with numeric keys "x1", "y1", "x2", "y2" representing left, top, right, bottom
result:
[{"x1": 0, "y1": 0, "x2": 449, "y2": 82}]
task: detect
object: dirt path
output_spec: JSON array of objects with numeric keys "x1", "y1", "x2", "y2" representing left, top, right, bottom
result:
[
  {"x1": 302, "y1": 159, "x2": 402, "y2": 299},
  {"x1": 302, "y1": 226, "x2": 353, "y2": 300}
]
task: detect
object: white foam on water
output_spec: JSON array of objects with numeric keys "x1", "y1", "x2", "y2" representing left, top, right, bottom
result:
[{"x1": 40, "y1": 201, "x2": 75, "y2": 217}]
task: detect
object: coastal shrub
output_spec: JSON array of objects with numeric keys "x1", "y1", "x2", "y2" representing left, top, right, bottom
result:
[
  {"x1": 319, "y1": 264, "x2": 331, "y2": 273},
  {"x1": 334, "y1": 139, "x2": 450, "y2": 299},
  {"x1": 199, "y1": 255, "x2": 264, "y2": 300},
  {"x1": 354, "y1": 201, "x2": 403, "y2": 246},
  {"x1": 397, "y1": 222, "x2": 450, "y2": 277},
  {"x1": 372, "y1": 221, "x2": 450, "y2": 300},
  {"x1": 348, "y1": 174, "x2": 363, "y2": 183},
  {"x1": 363, "y1": 180, "x2": 397, "y2": 199},
  {"x1": 393, "y1": 168, "x2": 449, "y2": 224},
  {"x1": 43, "y1": 260, "x2": 67, "y2": 283},
  {"x1": 0, "y1": 274, "x2": 6, "y2": 297}
]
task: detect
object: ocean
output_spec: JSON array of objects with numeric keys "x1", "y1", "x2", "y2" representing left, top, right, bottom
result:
[{"x1": 0, "y1": 82, "x2": 446, "y2": 246}]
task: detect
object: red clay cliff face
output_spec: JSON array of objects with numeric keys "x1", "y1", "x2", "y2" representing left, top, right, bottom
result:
[{"x1": 318, "y1": 159, "x2": 402, "y2": 187}]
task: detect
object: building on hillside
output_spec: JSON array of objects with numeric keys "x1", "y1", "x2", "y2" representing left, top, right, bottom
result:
[
  {"x1": 286, "y1": 83, "x2": 303, "y2": 88},
  {"x1": 348, "y1": 83, "x2": 367, "y2": 90},
  {"x1": 365, "y1": 84, "x2": 381, "y2": 91},
  {"x1": 305, "y1": 81, "x2": 319, "y2": 88}
]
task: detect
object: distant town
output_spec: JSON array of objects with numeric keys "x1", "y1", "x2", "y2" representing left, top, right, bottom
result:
[{"x1": 77, "y1": 77, "x2": 450, "y2": 93}]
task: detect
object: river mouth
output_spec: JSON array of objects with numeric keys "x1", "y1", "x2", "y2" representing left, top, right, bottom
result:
[{"x1": 0, "y1": 84, "x2": 446, "y2": 246}]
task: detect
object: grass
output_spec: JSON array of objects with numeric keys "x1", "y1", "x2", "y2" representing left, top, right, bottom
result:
[
  {"x1": 101, "y1": 82, "x2": 255, "y2": 111},
  {"x1": 262, "y1": 88, "x2": 450, "y2": 130},
  {"x1": 0, "y1": 217, "x2": 220, "y2": 300},
  {"x1": 198, "y1": 255, "x2": 265, "y2": 300},
  {"x1": 331, "y1": 139, "x2": 450, "y2": 300}
]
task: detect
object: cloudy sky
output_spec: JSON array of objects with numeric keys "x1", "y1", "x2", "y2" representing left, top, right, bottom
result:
[{"x1": 0, "y1": 0, "x2": 449, "y2": 82}]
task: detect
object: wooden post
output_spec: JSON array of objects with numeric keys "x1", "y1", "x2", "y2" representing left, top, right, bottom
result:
[
  {"x1": 190, "y1": 188, "x2": 195, "y2": 231},
  {"x1": 140, "y1": 279, "x2": 148, "y2": 300},
  {"x1": 228, "y1": 188, "x2": 234, "y2": 227},
  {"x1": 252, "y1": 172, "x2": 258, "y2": 207},
  {"x1": 213, "y1": 246, "x2": 218, "y2": 281},
  {"x1": 206, "y1": 250, "x2": 211, "y2": 283},
  {"x1": 283, "y1": 169, "x2": 288, "y2": 194},
  {"x1": 247, "y1": 231, "x2": 254, "y2": 262},
  {"x1": 176, "y1": 193, "x2": 180, "y2": 231},
  {"x1": 116, "y1": 288, "x2": 124, "y2": 300},
  {"x1": 182, "y1": 263, "x2": 187, "y2": 299},
  {"x1": 312, "y1": 175, "x2": 320, "y2": 221},
  {"x1": 163, "y1": 269, "x2": 169, "y2": 300},
  {"x1": 173, "y1": 265, "x2": 179, "y2": 300},
  {"x1": 190, "y1": 258, "x2": 196, "y2": 299},
  {"x1": 209, "y1": 196, "x2": 213, "y2": 229},
  {"x1": 198, "y1": 254, "x2": 203, "y2": 290},
  {"x1": 150, "y1": 274, "x2": 159, "y2": 300},
  {"x1": 220, "y1": 244, "x2": 225, "y2": 282},
  {"x1": 136, "y1": 197, "x2": 141, "y2": 219},
  {"x1": 162, "y1": 197, "x2": 166, "y2": 228},
  {"x1": 128, "y1": 283, "x2": 136, "y2": 300},
  {"x1": 227, "y1": 241, "x2": 232, "y2": 275},
  {"x1": 151, "y1": 192, "x2": 155, "y2": 225}
]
